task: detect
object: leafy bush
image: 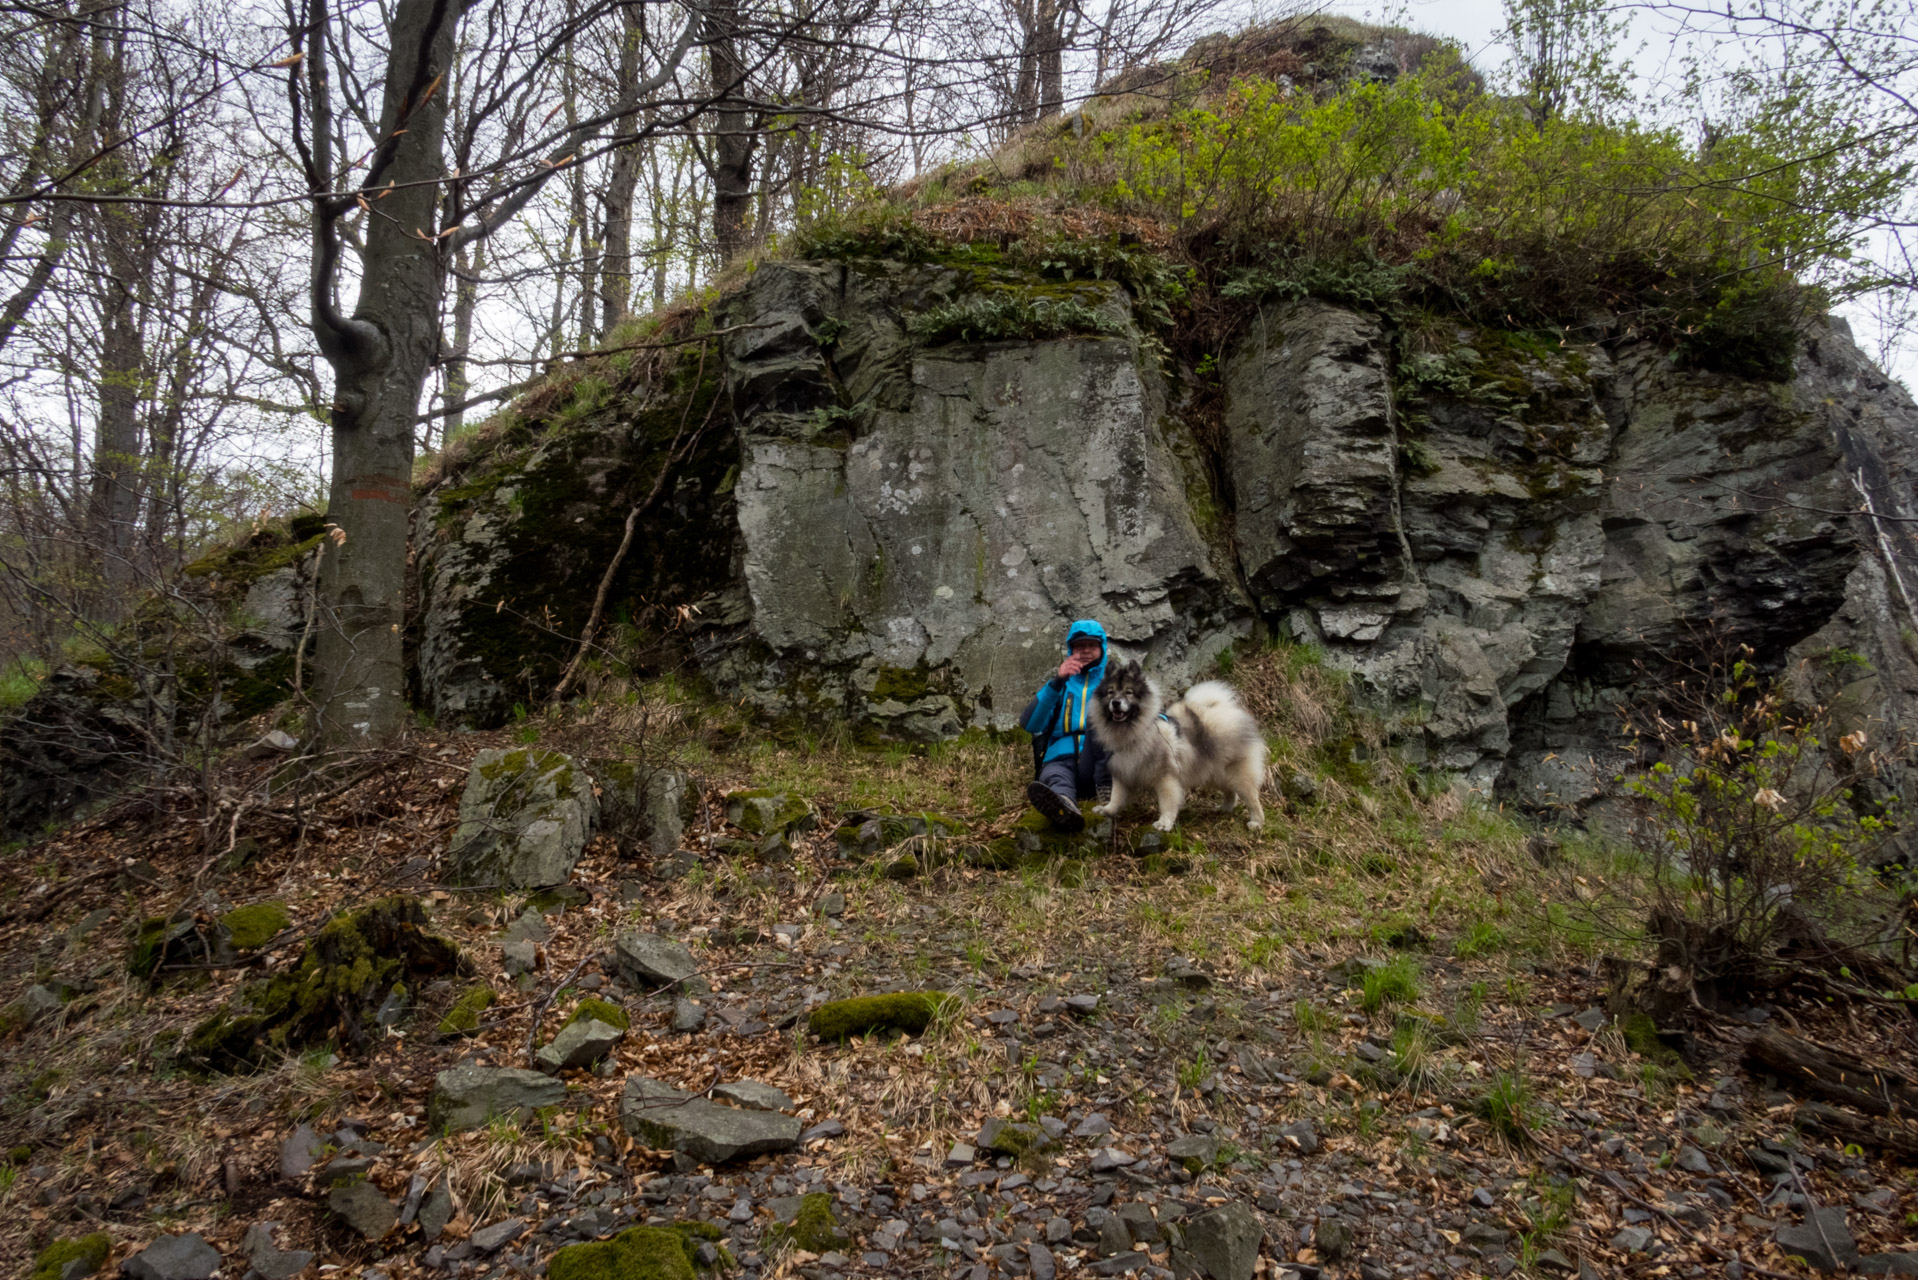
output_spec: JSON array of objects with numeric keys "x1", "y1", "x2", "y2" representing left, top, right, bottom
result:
[{"x1": 1624, "y1": 653, "x2": 1906, "y2": 1010}]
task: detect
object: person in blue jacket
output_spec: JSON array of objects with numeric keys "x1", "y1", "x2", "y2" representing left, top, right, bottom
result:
[{"x1": 1020, "y1": 618, "x2": 1112, "y2": 834}]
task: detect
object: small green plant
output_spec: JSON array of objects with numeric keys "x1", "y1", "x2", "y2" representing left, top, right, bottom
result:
[
  {"x1": 1361, "y1": 956, "x2": 1420, "y2": 1013},
  {"x1": 1293, "y1": 999, "x2": 1338, "y2": 1034},
  {"x1": 1177, "y1": 1047, "x2": 1209, "y2": 1091},
  {"x1": 1476, "y1": 1066, "x2": 1536, "y2": 1143},
  {"x1": 1453, "y1": 921, "x2": 1507, "y2": 959},
  {"x1": 907, "y1": 292, "x2": 1121, "y2": 346},
  {"x1": 1242, "y1": 934, "x2": 1285, "y2": 967}
]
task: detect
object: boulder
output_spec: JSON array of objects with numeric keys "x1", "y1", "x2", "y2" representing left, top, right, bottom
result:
[
  {"x1": 724, "y1": 790, "x2": 815, "y2": 835},
  {"x1": 613, "y1": 930, "x2": 697, "y2": 989},
  {"x1": 241, "y1": 1222, "x2": 314, "y2": 1280},
  {"x1": 1777, "y1": 1207, "x2": 1859, "y2": 1272},
  {"x1": 328, "y1": 1180, "x2": 398, "y2": 1240},
  {"x1": 429, "y1": 1065, "x2": 566, "y2": 1132},
  {"x1": 119, "y1": 1236, "x2": 220, "y2": 1280},
  {"x1": 619, "y1": 1075, "x2": 801, "y2": 1163},
  {"x1": 593, "y1": 762, "x2": 697, "y2": 856},
  {"x1": 445, "y1": 748, "x2": 598, "y2": 888},
  {"x1": 537, "y1": 1018, "x2": 625, "y2": 1074}
]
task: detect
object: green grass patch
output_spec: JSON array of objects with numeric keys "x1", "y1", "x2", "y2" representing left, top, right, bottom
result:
[{"x1": 1361, "y1": 956, "x2": 1420, "y2": 1013}]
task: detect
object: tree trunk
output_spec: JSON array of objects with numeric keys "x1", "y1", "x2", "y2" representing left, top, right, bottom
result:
[
  {"x1": 599, "y1": 3, "x2": 647, "y2": 334},
  {"x1": 443, "y1": 238, "x2": 482, "y2": 444},
  {"x1": 311, "y1": 0, "x2": 459, "y2": 750},
  {"x1": 705, "y1": 0, "x2": 757, "y2": 266}
]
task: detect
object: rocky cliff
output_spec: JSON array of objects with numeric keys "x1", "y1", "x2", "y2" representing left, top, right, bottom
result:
[{"x1": 413, "y1": 254, "x2": 1918, "y2": 812}]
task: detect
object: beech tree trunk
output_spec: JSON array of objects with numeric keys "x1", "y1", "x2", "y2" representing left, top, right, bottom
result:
[
  {"x1": 310, "y1": 0, "x2": 459, "y2": 749},
  {"x1": 705, "y1": 0, "x2": 757, "y2": 265},
  {"x1": 599, "y1": 3, "x2": 647, "y2": 332}
]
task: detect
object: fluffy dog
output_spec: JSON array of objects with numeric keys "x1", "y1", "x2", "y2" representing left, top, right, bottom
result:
[{"x1": 1088, "y1": 660, "x2": 1267, "y2": 832}]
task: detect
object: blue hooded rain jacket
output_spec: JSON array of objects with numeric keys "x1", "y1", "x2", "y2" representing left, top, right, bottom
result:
[{"x1": 1022, "y1": 618, "x2": 1109, "y2": 765}]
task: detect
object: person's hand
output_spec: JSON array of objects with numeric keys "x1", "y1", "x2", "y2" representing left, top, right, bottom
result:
[{"x1": 1058, "y1": 655, "x2": 1086, "y2": 679}]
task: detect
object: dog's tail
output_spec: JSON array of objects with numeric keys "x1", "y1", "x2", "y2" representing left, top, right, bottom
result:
[{"x1": 1180, "y1": 680, "x2": 1242, "y2": 715}]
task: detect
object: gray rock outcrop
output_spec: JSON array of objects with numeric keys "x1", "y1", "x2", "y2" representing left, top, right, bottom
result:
[
  {"x1": 613, "y1": 930, "x2": 697, "y2": 989},
  {"x1": 536, "y1": 1017, "x2": 624, "y2": 1074},
  {"x1": 405, "y1": 252, "x2": 1918, "y2": 803},
  {"x1": 445, "y1": 748, "x2": 598, "y2": 888}
]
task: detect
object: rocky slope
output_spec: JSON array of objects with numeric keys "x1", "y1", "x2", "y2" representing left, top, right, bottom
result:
[{"x1": 414, "y1": 257, "x2": 1918, "y2": 812}]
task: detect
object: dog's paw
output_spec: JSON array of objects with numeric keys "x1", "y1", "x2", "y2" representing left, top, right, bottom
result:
[
  {"x1": 1153, "y1": 817, "x2": 1177, "y2": 832},
  {"x1": 1246, "y1": 817, "x2": 1265, "y2": 832},
  {"x1": 1092, "y1": 804, "x2": 1114, "y2": 817}
]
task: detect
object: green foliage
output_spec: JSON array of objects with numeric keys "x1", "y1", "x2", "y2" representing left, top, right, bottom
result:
[
  {"x1": 1624, "y1": 654, "x2": 1896, "y2": 998},
  {"x1": 907, "y1": 293, "x2": 1122, "y2": 346},
  {"x1": 566, "y1": 997, "x2": 630, "y2": 1032},
  {"x1": 31, "y1": 1234, "x2": 111, "y2": 1280},
  {"x1": 1453, "y1": 921, "x2": 1507, "y2": 959},
  {"x1": 0, "y1": 657, "x2": 45, "y2": 710},
  {"x1": 807, "y1": 991, "x2": 954, "y2": 1040},
  {"x1": 220, "y1": 902, "x2": 291, "y2": 950},
  {"x1": 1361, "y1": 956, "x2": 1421, "y2": 1013}
]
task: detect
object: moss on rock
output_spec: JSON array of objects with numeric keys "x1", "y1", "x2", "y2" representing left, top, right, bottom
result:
[
  {"x1": 220, "y1": 901, "x2": 291, "y2": 950},
  {"x1": 566, "y1": 996, "x2": 630, "y2": 1031},
  {"x1": 31, "y1": 1234, "x2": 110, "y2": 1280},
  {"x1": 546, "y1": 1224, "x2": 730, "y2": 1280},
  {"x1": 436, "y1": 984, "x2": 497, "y2": 1038},
  {"x1": 186, "y1": 896, "x2": 466, "y2": 1071},
  {"x1": 766, "y1": 1192, "x2": 848, "y2": 1254},
  {"x1": 808, "y1": 991, "x2": 953, "y2": 1040},
  {"x1": 725, "y1": 789, "x2": 815, "y2": 835}
]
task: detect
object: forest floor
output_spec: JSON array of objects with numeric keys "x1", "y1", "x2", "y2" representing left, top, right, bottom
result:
[{"x1": 2, "y1": 666, "x2": 1916, "y2": 1280}]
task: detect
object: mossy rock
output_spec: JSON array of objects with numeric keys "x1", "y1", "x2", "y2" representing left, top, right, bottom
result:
[
  {"x1": 1620, "y1": 1011, "x2": 1692, "y2": 1074},
  {"x1": 1009, "y1": 805, "x2": 1112, "y2": 858},
  {"x1": 832, "y1": 809, "x2": 968, "y2": 858},
  {"x1": 808, "y1": 991, "x2": 954, "y2": 1040},
  {"x1": 221, "y1": 901, "x2": 291, "y2": 950},
  {"x1": 724, "y1": 789, "x2": 815, "y2": 835},
  {"x1": 31, "y1": 1233, "x2": 110, "y2": 1280},
  {"x1": 765, "y1": 1192, "x2": 848, "y2": 1254},
  {"x1": 186, "y1": 896, "x2": 467, "y2": 1071},
  {"x1": 567, "y1": 996, "x2": 630, "y2": 1031},
  {"x1": 1126, "y1": 826, "x2": 1201, "y2": 858},
  {"x1": 547, "y1": 1224, "x2": 729, "y2": 1280},
  {"x1": 979, "y1": 1117, "x2": 1050, "y2": 1158},
  {"x1": 128, "y1": 913, "x2": 216, "y2": 979},
  {"x1": 436, "y1": 984, "x2": 497, "y2": 1039}
]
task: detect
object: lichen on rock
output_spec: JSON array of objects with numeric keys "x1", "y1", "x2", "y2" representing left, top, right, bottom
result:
[{"x1": 446, "y1": 747, "x2": 599, "y2": 888}]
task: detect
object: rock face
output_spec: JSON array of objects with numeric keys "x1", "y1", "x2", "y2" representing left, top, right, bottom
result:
[
  {"x1": 399, "y1": 252, "x2": 1918, "y2": 799},
  {"x1": 446, "y1": 749, "x2": 598, "y2": 888}
]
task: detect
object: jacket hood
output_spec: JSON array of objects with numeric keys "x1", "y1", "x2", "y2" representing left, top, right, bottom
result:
[{"x1": 1064, "y1": 618, "x2": 1108, "y2": 660}]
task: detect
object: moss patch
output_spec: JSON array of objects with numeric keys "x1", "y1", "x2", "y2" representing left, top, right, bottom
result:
[
  {"x1": 31, "y1": 1234, "x2": 111, "y2": 1280},
  {"x1": 1621, "y1": 1011, "x2": 1691, "y2": 1073},
  {"x1": 221, "y1": 901, "x2": 291, "y2": 950},
  {"x1": 765, "y1": 1192, "x2": 849, "y2": 1254},
  {"x1": 436, "y1": 984, "x2": 497, "y2": 1039},
  {"x1": 566, "y1": 997, "x2": 630, "y2": 1032},
  {"x1": 186, "y1": 896, "x2": 466, "y2": 1071},
  {"x1": 808, "y1": 991, "x2": 954, "y2": 1040},
  {"x1": 725, "y1": 789, "x2": 814, "y2": 834},
  {"x1": 546, "y1": 1224, "x2": 729, "y2": 1280}
]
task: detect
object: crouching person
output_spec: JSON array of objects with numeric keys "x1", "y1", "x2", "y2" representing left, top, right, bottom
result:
[{"x1": 1020, "y1": 618, "x2": 1112, "y2": 834}]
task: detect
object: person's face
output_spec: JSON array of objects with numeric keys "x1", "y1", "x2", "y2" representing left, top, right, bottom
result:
[{"x1": 1069, "y1": 637, "x2": 1102, "y2": 666}]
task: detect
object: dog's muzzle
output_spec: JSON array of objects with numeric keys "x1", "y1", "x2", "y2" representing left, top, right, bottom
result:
[{"x1": 1105, "y1": 698, "x2": 1133, "y2": 722}]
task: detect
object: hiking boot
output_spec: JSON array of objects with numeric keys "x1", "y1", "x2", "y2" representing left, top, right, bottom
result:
[{"x1": 1027, "y1": 780, "x2": 1086, "y2": 834}]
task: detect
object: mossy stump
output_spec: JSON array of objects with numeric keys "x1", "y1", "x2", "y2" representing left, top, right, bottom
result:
[
  {"x1": 546, "y1": 1224, "x2": 727, "y2": 1280},
  {"x1": 186, "y1": 896, "x2": 466, "y2": 1071},
  {"x1": 808, "y1": 991, "x2": 953, "y2": 1040}
]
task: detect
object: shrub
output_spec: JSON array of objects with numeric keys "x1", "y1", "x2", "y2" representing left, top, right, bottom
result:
[{"x1": 1623, "y1": 653, "x2": 1904, "y2": 1012}]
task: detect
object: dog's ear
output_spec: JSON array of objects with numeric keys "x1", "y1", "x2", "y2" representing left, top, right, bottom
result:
[{"x1": 1128, "y1": 659, "x2": 1143, "y2": 678}]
